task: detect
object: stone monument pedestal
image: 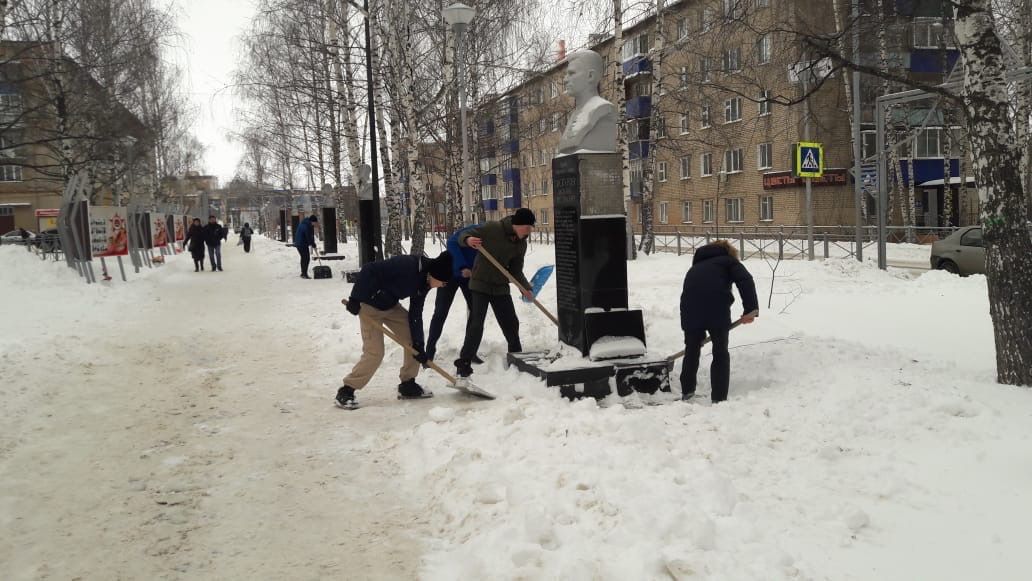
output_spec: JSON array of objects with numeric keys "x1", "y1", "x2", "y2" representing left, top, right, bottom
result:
[{"x1": 507, "y1": 152, "x2": 670, "y2": 399}]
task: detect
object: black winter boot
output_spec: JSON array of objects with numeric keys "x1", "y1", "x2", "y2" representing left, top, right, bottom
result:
[
  {"x1": 454, "y1": 358, "x2": 473, "y2": 378},
  {"x1": 335, "y1": 385, "x2": 359, "y2": 409},
  {"x1": 398, "y1": 379, "x2": 431, "y2": 399}
]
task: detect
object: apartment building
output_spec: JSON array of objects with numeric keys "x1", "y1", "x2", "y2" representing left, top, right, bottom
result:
[
  {"x1": 468, "y1": 0, "x2": 970, "y2": 234},
  {"x1": 0, "y1": 41, "x2": 152, "y2": 233}
]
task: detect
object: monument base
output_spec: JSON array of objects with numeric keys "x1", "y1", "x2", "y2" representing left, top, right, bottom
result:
[{"x1": 507, "y1": 351, "x2": 671, "y2": 400}]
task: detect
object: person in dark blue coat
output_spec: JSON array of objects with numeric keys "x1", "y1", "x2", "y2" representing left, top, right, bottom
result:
[
  {"x1": 293, "y1": 214, "x2": 318, "y2": 278},
  {"x1": 680, "y1": 240, "x2": 759, "y2": 403},
  {"x1": 425, "y1": 224, "x2": 480, "y2": 362},
  {"x1": 336, "y1": 251, "x2": 453, "y2": 409}
]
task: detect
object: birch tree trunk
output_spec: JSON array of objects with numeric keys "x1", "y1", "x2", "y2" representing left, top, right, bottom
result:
[
  {"x1": 955, "y1": 0, "x2": 1032, "y2": 386},
  {"x1": 338, "y1": 0, "x2": 365, "y2": 240},
  {"x1": 371, "y1": 0, "x2": 403, "y2": 256},
  {"x1": 397, "y1": 0, "x2": 426, "y2": 256},
  {"x1": 638, "y1": 0, "x2": 666, "y2": 255},
  {"x1": 613, "y1": 0, "x2": 637, "y2": 259}
]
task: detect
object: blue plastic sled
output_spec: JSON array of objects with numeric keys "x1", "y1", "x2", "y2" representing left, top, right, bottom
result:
[{"x1": 522, "y1": 265, "x2": 555, "y2": 303}]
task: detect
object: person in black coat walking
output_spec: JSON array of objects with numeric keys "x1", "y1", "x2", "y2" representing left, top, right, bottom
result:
[
  {"x1": 183, "y1": 218, "x2": 206, "y2": 271},
  {"x1": 680, "y1": 240, "x2": 759, "y2": 403},
  {"x1": 293, "y1": 214, "x2": 318, "y2": 278},
  {"x1": 240, "y1": 222, "x2": 254, "y2": 253},
  {"x1": 202, "y1": 215, "x2": 227, "y2": 271}
]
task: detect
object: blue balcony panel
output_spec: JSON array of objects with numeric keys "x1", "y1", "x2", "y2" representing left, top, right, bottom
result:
[
  {"x1": 501, "y1": 139, "x2": 520, "y2": 154},
  {"x1": 623, "y1": 56, "x2": 652, "y2": 78},
  {"x1": 502, "y1": 168, "x2": 521, "y2": 183},
  {"x1": 480, "y1": 174, "x2": 497, "y2": 186},
  {"x1": 482, "y1": 199, "x2": 498, "y2": 211},
  {"x1": 899, "y1": 158, "x2": 959, "y2": 187},
  {"x1": 628, "y1": 140, "x2": 651, "y2": 160},
  {"x1": 503, "y1": 192, "x2": 523, "y2": 209},
  {"x1": 909, "y1": 49, "x2": 960, "y2": 74},
  {"x1": 626, "y1": 96, "x2": 652, "y2": 119}
]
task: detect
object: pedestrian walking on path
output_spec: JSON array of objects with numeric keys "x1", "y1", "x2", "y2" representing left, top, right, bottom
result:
[
  {"x1": 184, "y1": 218, "x2": 206, "y2": 271},
  {"x1": 203, "y1": 216, "x2": 227, "y2": 272},
  {"x1": 294, "y1": 215, "x2": 318, "y2": 278}
]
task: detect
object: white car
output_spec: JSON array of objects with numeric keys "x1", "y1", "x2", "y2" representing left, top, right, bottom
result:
[{"x1": 1, "y1": 229, "x2": 36, "y2": 245}]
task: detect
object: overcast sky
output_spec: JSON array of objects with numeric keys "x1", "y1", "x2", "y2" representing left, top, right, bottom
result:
[{"x1": 173, "y1": 0, "x2": 256, "y2": 185}]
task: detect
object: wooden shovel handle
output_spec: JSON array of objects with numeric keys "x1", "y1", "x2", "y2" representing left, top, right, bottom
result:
[
  {"x1": 341, "y1": 298, "x2": 458, "y2": 384},
  {"x1": 667, "y1": 310, "x2": 759, "y2": 362},
  {"x1": 477, "y1": 246, "x2": 560, "y2": 327}
]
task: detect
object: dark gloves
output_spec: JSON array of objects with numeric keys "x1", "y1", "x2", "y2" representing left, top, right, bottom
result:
[
  {"x1": 413, "y1": 349, "x2": 430, "y2": 368},
  {"x1": 346, "y1": 300, "x2": 362, "y2": 316}
]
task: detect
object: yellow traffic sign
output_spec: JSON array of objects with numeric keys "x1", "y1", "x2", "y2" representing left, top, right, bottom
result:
[{"x1": 795, "y1": 142, "x2": 824, "y2": 178}]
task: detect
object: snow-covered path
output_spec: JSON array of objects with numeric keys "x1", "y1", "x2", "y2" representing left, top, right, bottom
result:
[{"x1": 1, "y1": 238, "x2": 424, "y2": 580}]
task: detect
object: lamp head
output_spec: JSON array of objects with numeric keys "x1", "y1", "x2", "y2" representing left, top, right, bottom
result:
[{"x1": 442, "y1": 2, "x2": 475, "y2": 26}]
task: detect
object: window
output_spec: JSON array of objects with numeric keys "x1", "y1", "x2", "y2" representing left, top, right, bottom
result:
[
  {"x1": 550, "y1": 81, "x2": 560, "y2": 99},
  {"x1": 541, "y1": 208, "x2": 550, "y2": 225},
  {"x1": 0, "y1": 134, "x2": 21, "y2": 159},
  {"x1": 541, "y1": 178, "x2": 549, "y2": 196},
  {"x1": 759, "y1": 89, "x2": 772, "y2": 116},
  {"x1": 552, "y1": 111, "x2": 561, "y2": 131},
  {"x1": 701, "y1": 7, "x2": 715, "y2": 33},
  {"x1": 0, "y1": 93, "x2": 23, "y2": 119},
  {"x1": 680, "y1": 155, "x2": 692, "y2": 179},
  {"x1": 703, "y1": 199, "x2": 715, "y2": 223},
  {"x1": 724, "y1": 97, "x2": 742, "y2": 123},
  {"x1": 723, "y1": 0, "x2": 741, "y2": 20},
  {"x1": 723, "y1": 148, "x2": 743, "y2": 173},
  {"x1": 656, "y1": 118, "x2": 667, "y2": 138},
  {"x1": 758, "y1": 143, "x2": 773, "y2": 169},
  {"x1": 757, "y1": 35, "x2": 771, "y2": 64},
  {"x1": 913, "y1": 18, "x2": 951, "y2": 49},
  {"x1": 630, "y1": 159, "x2": 644, "y2": 187},
  {"x1": 481, "y1": 184, "x2": 496, "y2": 200},
  {"x1": 622, "y1": 32, "x2": 650, "y2": 60},
  {"x1": 539, "y1": 117, "x2": 547, "y2": 135},
  {"x1": 915, "y1": 127, "x2": 953, "y2": 158},
  {"x1": 701, "y1": 153, "x2": 713, "y2": 176},
  {"x1": 677, "y1": 17, "x2": 688, "y2": 40},
  {"x1": 725, "y1": 197, "x2": 744, "y2": 222},
  {"x1": 760, "y1": 195, "x2": 774, "y2": 221},
  {"x1": 862, "y1": 130, "x2": 877, "y2": 160},
  {"x1": 701, "y1": 105, "x2": 711, "y2": 128},
  {"x1": 0, "y1": 206, "x2": 12, "y2": 216},
  {"x1": 679, "y1": 113, "x2": 690, "y2": 134},
  {"x1": 633, "y1": 82, "x2": 652, "y2": 98},
  {"x1": 682, "y1": 200, "x2": 693, "y2": 223},
  {"x1": 679, "y1": 66, "x2": 689, "y2": 88},
  {"x1": 526, "y1": 182, "x2": 536, "y2": 198},
  {"x1": 700, "y1": 58, "x2": 712, "y2": 82},
  {"x1": 756, "y1": 0, "x2": 770, "y2": 8},
  {"x1": 960, "y1": 227, "x2": 983, "y2": 248},
  {"x1": 0, "y1": 164, "x2": 23, "y2": 181},
  {"x1": 723, "y1": 47, "x2": 741, "y2": 72},
  {"x1": 657, "y1": 161, "x2": 668, "y2": 182},
  {"x1": 659, "y1": 201, "x2": 669, "y2": 224}
]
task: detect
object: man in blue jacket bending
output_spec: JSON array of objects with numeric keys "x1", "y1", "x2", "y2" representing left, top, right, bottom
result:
[
  {"x1": 336, "y1": 251, "x2": 453, "y2": 409},
  {"x1": 424, "y1": 224, "x2": 481, "y2": 363},
  {"x1": 293, "y1": 214, "x2": 318, "y2": 278}
]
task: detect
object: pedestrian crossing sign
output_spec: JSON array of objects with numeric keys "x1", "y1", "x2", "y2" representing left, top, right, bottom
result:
[{"x1": 794, "y1": 142, "x2": 824, "y2": 178}]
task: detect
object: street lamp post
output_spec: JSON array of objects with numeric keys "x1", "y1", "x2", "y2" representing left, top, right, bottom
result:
[{"x1": 443, "y1": 2, "x2": 476, "y2": 228}]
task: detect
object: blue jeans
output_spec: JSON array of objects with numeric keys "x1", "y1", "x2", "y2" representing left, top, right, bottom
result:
[{"x1": 207, "y1": 243, "x2": 222, "y2": 270}]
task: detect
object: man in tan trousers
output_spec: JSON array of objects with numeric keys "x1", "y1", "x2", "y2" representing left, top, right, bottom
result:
[{"x1": 336, "y1": 251, "x2": 453, "y2": 409}]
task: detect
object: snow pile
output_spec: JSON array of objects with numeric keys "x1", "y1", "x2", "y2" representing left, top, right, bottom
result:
[
  {"x1": 588, "y1": 335, "x2": 646, "y2": 360},
  {"x1": 379, "y1": 254, "x2": 1032, "y2": 580}
]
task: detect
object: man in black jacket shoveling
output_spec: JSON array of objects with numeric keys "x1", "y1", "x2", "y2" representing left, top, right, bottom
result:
[
  {"x1": 680, "y1": 240, "x2": 759, "y2": 403},
  {"x1": 453, "y1": 208, "x2": 535, "y2": 380},
  {"x1": 336, "y1": 251, "x2": 453, "y2": 409}
]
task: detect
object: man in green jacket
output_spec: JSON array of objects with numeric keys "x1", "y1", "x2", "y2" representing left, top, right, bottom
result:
[{"x1": 454, "y1": 208, "x2": 536, "y2": 379}]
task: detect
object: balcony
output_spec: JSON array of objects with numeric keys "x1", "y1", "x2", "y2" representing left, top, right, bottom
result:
[
  {"x1": 482, "y1": 198, "x2": 498, "y2": 211},
  {"x1": 502, "y1": 167, "x2": 521, "y2": 183},
  {"x1": 500, "y1": 139, "x2": 520, "y2": 155},
  {"x1": 478, "y1": 119, "x2": 495, "y2": 137},
  {"x1": 480, "y1": 174, "x2": 497, "y2": 186},
  {"x1": 623, "y1": 56, "x2": 652, "y2": 78},
  {"x1": 909, "y1": 49, "x2": 960, "y2": 74},
  {"x1": 629, "y1": 140, "x2": 651, "y2": 160},
  {"x1": 503, "y1": 193, "x2": 523, "y2": 209},
  {"x1": 626, "y1": 96, "x2": 651, "y2": 120}
]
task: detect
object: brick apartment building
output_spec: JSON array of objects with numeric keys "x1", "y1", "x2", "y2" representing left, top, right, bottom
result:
[
  {"x1": 462, "y1": 0, "x2": 973, "y2": 234},
  {"x1": 0, "y1": 41, "x2": 152, "y2": 234}
]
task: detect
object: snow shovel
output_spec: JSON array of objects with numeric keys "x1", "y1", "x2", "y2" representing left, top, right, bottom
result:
[
  {"x1": 477, "y1": 246, "x2": 560, "y2": 327},
  {"x1": 341, "y1": 299, "x2": 495, "y2": 399},
  {"x1": 666, "y1": 310, "x2": 759, "y2": 366}
]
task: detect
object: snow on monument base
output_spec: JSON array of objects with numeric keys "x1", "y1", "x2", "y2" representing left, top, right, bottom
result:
[{"x1": 507, "y1": 350, "x2": 670, "y2": 399}]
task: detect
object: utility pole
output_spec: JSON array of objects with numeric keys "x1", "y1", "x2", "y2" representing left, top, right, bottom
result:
[{"x1": 852, "y1": 0, "x2": 864, "y2": 261}]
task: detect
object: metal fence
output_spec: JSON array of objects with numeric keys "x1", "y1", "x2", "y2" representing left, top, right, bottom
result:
[{"x1": 525, "y1": 225, "x2": 958, "y2": 263}]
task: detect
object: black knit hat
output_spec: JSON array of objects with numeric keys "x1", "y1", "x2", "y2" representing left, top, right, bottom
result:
[
  {"x1": 426, "y1": 251, "x2": 453, "y2": 282},
  {"x1": 309, "y1": 214, "x2": 319, "y2": 222},
  {"x1": 512, "y1": 208, "x2": 536, "y2": 226}
]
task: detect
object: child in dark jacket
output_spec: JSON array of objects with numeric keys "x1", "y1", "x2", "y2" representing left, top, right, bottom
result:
[
  {"x1": 680, "y1": 240, "x2": 759, "y2": 403},
  {"x1": 336, "y1": 251, "x2": 453, "y2": 409}
]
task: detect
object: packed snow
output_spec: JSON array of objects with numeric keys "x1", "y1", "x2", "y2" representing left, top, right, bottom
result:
[{"x1": 2, "y1": 234, "x2": 1030, "y2": 581}]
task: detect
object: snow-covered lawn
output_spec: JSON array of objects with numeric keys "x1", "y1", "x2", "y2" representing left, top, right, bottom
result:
[{"x1": 2, "y1": 236, "x2": 1029, "y2": 580}]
